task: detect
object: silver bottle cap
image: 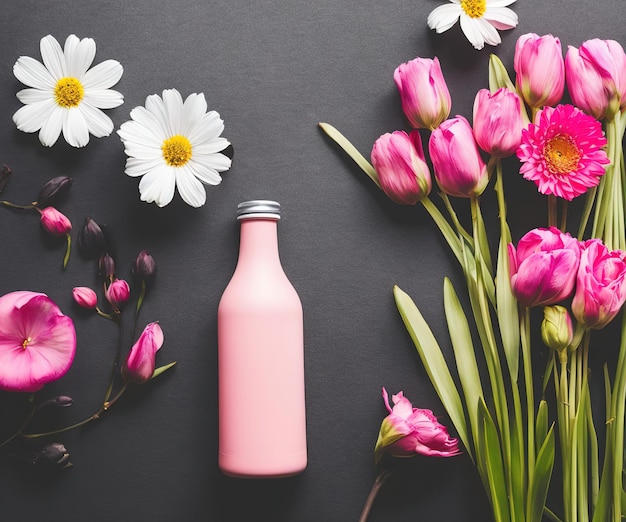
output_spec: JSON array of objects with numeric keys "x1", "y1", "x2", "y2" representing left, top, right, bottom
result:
[{"x1": 237, "y1": 200, "x2": 281, "y2": 220}]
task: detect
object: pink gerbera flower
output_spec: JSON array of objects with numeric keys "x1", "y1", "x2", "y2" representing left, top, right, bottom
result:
[
  {"x1": 516, "y1": 104, "x2": 609, "y2": 201},
  {"x1": 0, "y1": 291, "x2": 76, "y2": 392}
]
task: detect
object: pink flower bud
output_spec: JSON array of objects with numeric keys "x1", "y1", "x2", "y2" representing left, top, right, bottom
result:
[
  {"x1": 39, "y1": 207, "x2": 71, "y2": 236},
  {"x1": 394, "y1": 57, "x2": 451, "y2": 130},
  {"x1": 105, "y1": 279, "x2": 130, "y2": 308},
  {"x1": 374, "y1": 388, "x2": 460, "y2": 463},
  {"x1": 571, "y1": 239, "x2": 626, "y2": 329},
  {"x1": 473, "y1": 88, "x2": 524, "y2": 158},
  {"x1": 508, "y1": 227, "x2": 580, "y2": 308},
  {"x1": 371, "y1": 131, "x2": 431, "y2": 205},
  {"x1": 514, "y1": 33, "x2": 565, "y2": 108},
  {"x1": 122, "y1": 322, "x2": 164, "y2": 384},
  {"x1": 428, "y1": 116, "x2": 488, "y2": 198},
  {"x1": 72, "y1": 287, "x2": 98, "y2": 309},
  {"x1": 565, "y1": 39, "x2": 626, "y2": 120}
]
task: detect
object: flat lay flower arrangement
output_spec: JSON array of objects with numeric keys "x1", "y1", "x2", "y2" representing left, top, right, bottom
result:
[
  {"x1": 0, "y1": 34, "x2": 232, "y2": 467},
  {"x1": 321, "y1": 3, "x2": 626, "y2": 520}
]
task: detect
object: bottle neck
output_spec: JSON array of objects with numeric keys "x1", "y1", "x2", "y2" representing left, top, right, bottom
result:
[{"x1": 237, "y1": 217, "x2": 281, "y2": 267}]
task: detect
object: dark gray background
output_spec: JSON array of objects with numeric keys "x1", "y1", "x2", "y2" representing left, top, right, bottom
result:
[{"x1": 0, "y1": 1, "x2": 623, "y2": 521}]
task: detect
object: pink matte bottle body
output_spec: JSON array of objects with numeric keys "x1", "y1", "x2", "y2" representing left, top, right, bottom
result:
[{"x1": 218, "y1": 200, "x2": 307, "y2": 478}]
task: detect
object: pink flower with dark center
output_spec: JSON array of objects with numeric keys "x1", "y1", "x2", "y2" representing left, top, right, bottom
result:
[
  {"x1": 0, "y1": 291, "x2": 76, "y2": 392},
  {"x1": 516, "y1": 104, "x2": 609, "y2": 201}
]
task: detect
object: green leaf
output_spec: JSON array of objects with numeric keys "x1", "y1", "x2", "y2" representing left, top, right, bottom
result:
[
  {"x1": 394, "y1": 285, "x2": 470, "y2": 453},
  {"x1": 488, "y1": 54, "x2": 516, "y2": 92},
  {"x1": 318, "y1": 122, "x2": 381, "y2": 188},
  {"x1": 527, "y1": 426, "x2": 555, "y2": 522},
  {"x1": 151, "y1": 361, "x2": 177, "y2": 379},
  {"x1": 496, "y1": 231, "x2": 520, "y2": 381},
  {"x1": 536, "y1": 399, "x2": 549, "y2": 447}
]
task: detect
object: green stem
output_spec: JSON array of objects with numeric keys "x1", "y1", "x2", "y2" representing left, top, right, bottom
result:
[
  {"x1": 420, "y1": 196, "x2": 465, "y2": 266},
  {"x1": 358, "y1": 468, "x2": 393, "y2": 522},
  {"x1": 63, "y1": 233, "x2": 71, "y2": 270},
  {"x1": 103, "y1": 311, "x2": 124, "y2": 404},
  {"x1": 548, "y1": 195, "x2": 557, "y2": 228},
  {"x1": 0, "y1": 200, "x2": 35, "y2": 210},
  {"x1": 521, "y1": 307, "x2": 536, "y2": 481}
]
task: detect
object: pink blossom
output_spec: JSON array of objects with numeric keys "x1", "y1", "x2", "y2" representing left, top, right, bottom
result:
[
  {"x1": 508, "y1": 227, "x2": 580, "y2": 308},
  {"x1": 514, "y1": 33, "x2": 565, "y2": 109},
  {"x1": 571, "y1": 239, "x2": 626, "y2": 329},
  {"x1": 72, "y1": 287, "x2": 97, "y2": 309},
  {"x1": 371, "y1": 131, "x2": 431, "y2": 205},
  {"x1": 516, "y1": 104, "x2": 609, "y2": 201},
  {"x1": 105, "y1": 279, "x2": 130, "y2": 308},
  {"x1": 122, "y1": 322, "x2": 164, "y2": 383},
  {"x1": 374, "y1": 387, "x2": 460, "y2": 463},
  {"x1": 429, "y1": 116, "x2": 488, "y2": 198},
  {"x1": 39, "y1": 207, "x2": 71, "y2": 236},
  {"x1": 0, "y1": 291, "x2": 76, "y2": 392},
  {"x1": 565, "y1": 39, "x2": 626, "y2": 120},
  {"x1": 393, "y1": 57, "x2": 451, "y2": 131},
  {"x1": 473, "y1": 88, "x2": 524, "y2": 158}
]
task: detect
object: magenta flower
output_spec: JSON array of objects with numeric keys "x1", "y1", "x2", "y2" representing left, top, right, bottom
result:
[
  {"x1": 374, "y1": 387, "x2": 460, "y2": 463},
  {"x1": 72, "y1": 287, "x2": 98, "y2": 310},
  {"x1": 516, "y1": 104, "x2": 609, "y2": 201},
  {"x1": 0, "y1": 291, "x2": 76, "y2": 392},
  {"x1": 571, "y1": 239, "x2": 626, "y2": 330},
  {"x1": 473, "y1": 87, "x2": 524, "y2": 158},
  {"x1": 393, "y1": 57, "x2": 451, "y2": 131},
  {"x1": 514, "y1": 33, "x2": 565, "y2": 109},
  {"x1": 508, "y1": 227, "x2": 581, "y2": 308},
  {"x1": 565, "y1": 39, "x2": 626, "y2": 120},
  {"x1": 429, "y1": 116, "x2": 488, "y2": 198},
  {"x1": 39, "y1": 207, "x2": 71, "y2": 236},
  {"x1": 370, "y1": 131, "x2": 432, "y2": 205},
  {"x1": 105, "y1": 278, "x2": 130, "y2": 308},
  {"x1": 122, "y1": 322, "x2": 164, "y2": 384}
]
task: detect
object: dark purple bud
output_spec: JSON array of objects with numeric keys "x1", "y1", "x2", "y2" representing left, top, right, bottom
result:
[
  {"x1": 132, "y1": 250, "x2": 157, "y2": 284},
  {"x1": 54, "y1": 396, "x2": 74, "y2": 407},
  {"x1": 32, "y1": 443, "x2": 72, "y2": 469},
  {"x1": 99, "y1": 253, "x2": 116, "y2": 281},
  {"x1": 34, "y1": 175, "x2": 72, "y2": 207},
  {"x1": 0, "y1": 165, "x2": 12, "y2": 194},
  {"x1": 78, "y1": 217, "x2": 105, "y2": 259}
]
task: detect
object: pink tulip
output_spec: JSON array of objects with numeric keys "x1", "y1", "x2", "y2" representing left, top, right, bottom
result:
[
  {"x1": 72, "y1": 286, "x2": 98, "y2": 309},
  {"x1": 122, "y1": 322, "x2": 164, "y2": 383},
  {"x1": 565, "y1": 39, "x2": 626, "y2": 120},
  {"x1": 105, "y1": 278, "x2": 130, "y2": 308},
  {"x1": 514, "y1": 33, "x2": 565, "y2": 109},
  {"x1": 571, "y1": 239, "x2": 626, "y2": 329},
  {"x1": 39, "y1": 206, "x2": 71, "y2": 236},
  {"x1": 428, "y1": 116, "x2": 488, "y2": 198},
  {"x1": 394, "y1": 57, "x2": 451, "y2": 130},
  {"x1": 370, "y1": 130, "x2": 431, "y2": 205},
  {"x1": 374, "y1": 387, "x2": 461, "y2": 463},
  {"x1": 508, "y1": 227, "x2": 580, "y2": 308},
  {"x1": 473, "y1": 88, "x2": 524, "y2": 158},
  {"x1": 0, "y1": 291, "x2": 76, "y2": 392}
]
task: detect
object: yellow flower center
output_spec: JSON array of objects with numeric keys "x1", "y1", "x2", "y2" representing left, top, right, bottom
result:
[
  {"x1": 54, "y1": 77, "x2": 84, "y2": 108},
  {"x1": 22, "y1": 337, "x2": 31, "y2": 349},
  {"x1": 162, "y1": 135, "x2": 193, "y2": 167},
  {"x1": 460, "y1": 0, "x2": 486, "y2": 18},
  {"x1": 544, "y1": 134, "x2": 581, "y2": 174}
]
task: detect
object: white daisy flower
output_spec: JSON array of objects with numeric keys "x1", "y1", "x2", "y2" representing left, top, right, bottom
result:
[
  {"x1": 427, "y1": 0, "x2": 518, "y2": 51},
  {"x1": 117, "y1": 89, "x2": 232, "y2": 208},
  {"x1": 13, "y1": 34, "x2": 124, "y2": 148}
]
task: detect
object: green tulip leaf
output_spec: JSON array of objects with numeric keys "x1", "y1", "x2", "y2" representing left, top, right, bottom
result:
[{"x1": 151, "y1": 361, "x2": 177, "y2": 380}]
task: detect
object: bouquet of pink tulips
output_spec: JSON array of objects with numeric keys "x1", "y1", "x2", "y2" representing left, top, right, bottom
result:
[{"x1": 321, "y1": 32, "x2": 626, "y2": 522}]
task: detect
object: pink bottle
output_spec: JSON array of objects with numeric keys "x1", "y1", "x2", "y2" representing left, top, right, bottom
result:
[{"x1": 218, "y1": 200, "x2": 307, "y2": 477}]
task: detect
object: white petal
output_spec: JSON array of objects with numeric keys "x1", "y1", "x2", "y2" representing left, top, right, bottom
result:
[
  {"x1": 192, "y1": 137, "x2": 230, "y2": 155},
  {"x1": 16, "y1": 88, "x2": 54, "y2": 104},
  {"x1": 83, "y1": 89, "x2": 123, "y2": 109},
  {"x1": 14, "y1": 56, "x2": 56, "y2": 90},
  {"x1": 475, "y1": 17, "x2": 502, "y2": 46},
  {"x1": 123, "y1": 141, "x2": 162, "y2": 160},
  {"x1": 40, "y1": 35, "x2": 66, "y2": 79},
  {"x1": 191, "y1": 152, "x2": 231, "y2": 172},
  {"x1": 162, "y1": 89, "x2": 184, "y2": 135},
  {"x1": 38, "y1": 107, "x2": 64, "y2": 146},
  {"x1": 427, "y1": 4, "x2": 461, "y2": 32},
  {"x1": 188, "y1": 159, "x2": 223, "y2": 185},
  {"x1": 13, "y1": 99, "x2": 57, "y2": 133},
  {"x1": 117, "y1": 120, "x2": 162, "y2": 147},
  {"x1": 181, "y1": 93, "x2": 207, "y2": 135},
  {"x1": 145, "y1": 93, "x2": 172, "y2": 137},
  {"x1": 63, "y1": 107, "x2": 90, "y2": 147},
  {"x1": 124, "y1": 156, "x2": 164, "y2": 177},
  {"x1": 64, "y1": 35, "x2": 96, "y2": 78},
  {"x1": 460, "y1": 15, "x2": 488, "y2": 49},
  {"x1": 484, "y1": 6, "x2": 518, "y2": 29},
  {"x1": 81, "y1": 60, "x2": 123, "y2": 89},
  {"x1": 176, "y1": 166, "x2": 206, "y2": 207},
  {"x1": 138, "y1": 165, "x2": 176, "y2": 207},
  {"x1": 187, "y1": 111, "x2": 225, "y2": 144},
  {"x1": 79, "y1": 104, "x2": 114, "y2": 137},
  {"x1": 127, "y1": 105, "x2": 168, "y2": 140}
]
